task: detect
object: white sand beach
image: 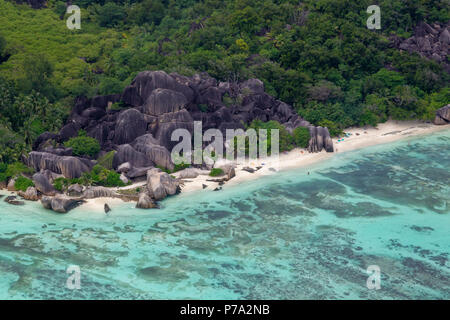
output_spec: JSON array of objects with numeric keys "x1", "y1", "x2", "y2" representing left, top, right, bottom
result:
[
  {"x1": 178, "y1": 120, "x2": 450, "y2": 194},
  {"x1": 79, "y1": 120, "x2": 449, "y2": 210}
]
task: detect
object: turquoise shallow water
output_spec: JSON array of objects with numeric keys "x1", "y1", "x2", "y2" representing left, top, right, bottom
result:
[{"x1": 0, "y1": 129, "x2": 449, "y2": 299}]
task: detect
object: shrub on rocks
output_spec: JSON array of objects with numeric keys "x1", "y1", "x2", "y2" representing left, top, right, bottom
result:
[
  {"x1": 14, "y1": 176, "x2": 35, "y2": 192},
  {"x1": 64, "y1": 130, "x2": 101, "y2": 157}
]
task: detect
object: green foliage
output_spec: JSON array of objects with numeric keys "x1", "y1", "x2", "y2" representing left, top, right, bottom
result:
[
  {"x1": 0, "y1": 162, "x2": 8, "y2": 182},
  {"x1": 157, "y1": 162, "x2": 189, "y2": 174},
  {"x1": 75, "y1": 165, "x2": 125, "y2": 187},
  {"x1": 0, "y1": 0, "x2": 449, "y2": 167},
  {"x1": 97, "y1": 3, "x2": 126, "y2": 28},
  {"x1": 249, "y1": 120, "x2": 294, "y2": 153},
  {"x1": 292, "y1": 127, "x2": 310, "y2": 148},
  {"x1": 4, "y1": 162, "x2": 34, "y2": 179},
  {"x1": 318, "y1": 119, "x2": 343, "y2": 137},
  {"x1": 209, "y1": 168, "x2": 224, "y2": 177},
  {"x1": 52, "y1": 177, "x2": 82, "y2": 191},
  {"x1": 97, "y1": 151, "x2": 115, "y2": 170},
  {"x1": 64, "y1": 131, "x2": 101, "y2": 157},
  {"x1": 53, "y1": 177, "x2": 65, "y2": 192},
  {"x1": 14, "y1": 176, "x2": 34, "y2": 192}
]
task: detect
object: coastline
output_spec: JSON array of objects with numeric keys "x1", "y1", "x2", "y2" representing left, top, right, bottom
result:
[
  {"x1": 75, "y1": 120, "x2": 450, "y2": 211},
  {"x1": 178, "y1": 120, "x2": 450, "y2": 194},
  {"x1": 2, "y1": 120, "x2": 448, "y2": 213}
]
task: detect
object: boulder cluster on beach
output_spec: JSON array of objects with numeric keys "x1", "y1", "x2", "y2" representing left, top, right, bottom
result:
[{"x1": 6, "y1": 70, "x2": 338, "y2": 212}]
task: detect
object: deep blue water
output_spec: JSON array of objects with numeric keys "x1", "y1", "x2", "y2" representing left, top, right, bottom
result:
[{"x1": 0, "y1": 129, "x2": 449, "y2": 299}]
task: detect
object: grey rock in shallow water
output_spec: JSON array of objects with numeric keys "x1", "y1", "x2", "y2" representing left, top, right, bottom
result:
[
  {"x1": 136, "y1": 193, "x2": 157, "y2": 209},
  {"x1": 4, "y1": 195, "x2": 25, "y2": 206},
  {"x1": 104, "y1": 203, "x2": 111, "y2": 213},
  {"x1": 41, "y1": 196, "x2": 84, "y2": 213}
]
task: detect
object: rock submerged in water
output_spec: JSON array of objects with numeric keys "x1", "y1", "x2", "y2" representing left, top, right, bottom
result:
[
  {"x1": 4, "y1": 195, "x2": 25, "y2": 206},
  {"x1": 104, "y1": 203, "x2": 111, "y2": 213}
]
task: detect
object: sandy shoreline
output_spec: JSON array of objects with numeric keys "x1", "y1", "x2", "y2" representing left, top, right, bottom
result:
[
  {"x1": 3, "y1": 120, "x2": 447, "y2": 213},
  {"x1": 178, "y1": 120, "x2": 449, "y2": 194},
  {"x1": 84, "y1": 120, "x2": 449, "y2": 211}
]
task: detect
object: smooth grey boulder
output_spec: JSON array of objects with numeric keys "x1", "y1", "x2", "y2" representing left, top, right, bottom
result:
[
  {"x1": 4, "y1": 195, "x2": 25, "y2": 206},
  {"x1": 33, "y1": 132, "x2": 59, "y2": 150},
  {"x1": 83, "y1": 186, "x2": 117, "y2": 199},
  {"x1": 132, "y1": 134, "x2": 174, "y2": 171},
  {"x1": 146, "y1": 169, "x2": 180, "y2": 201},
  {"x1": 42, "y1": 147, "x2": 73, "y2": 156},
  {"x1": 41, "y1": 196, "x2": 52, "y2": 209},
  {"x1": 113, "y1": 109, "x2": 147, "y2": 145},
  {"x1": 27, "y1": 152, "x2": 92, "y2": 179},
  {"x1": 218, "y1": 164, "x2": 236, "y2": 181},
  {"x1": 19, "y1": 187, "x2": 39, "y2": 201},
  {"x1": 81, "y1": 107, "x2": 106, "y2": 120},
  {"x1": 113, "y1": 144, "x2": 154, "y2": 169},
  {"x1": 32, "y1": 173, "x2": 56, "y2": 196},
  {"x1": 154, "y1": 109, "x2": 194, "y2": 150},
  {"x1": 117, "y1": 162, "x2": 132, "y2": 173},
  {"x1": 143, "y1": 88, "x2": 188, "y2": 116},
  {"x1": 307, "y1": 126, "x2": 334, "y2": 153},
  {"x1": 433, "y1": 104, "x2": 450, "y2": 125},
  {"x1": 122, "y1": 70, "x2": 194, "y2": 107},
  {"x1": 67, "y1": 184, "x2": 83, "y2": 197},
  {"x1": 104, "y1": 203, "x2": 111, "y2": 213},
  {"x1": 174, "y1": 168, "x2": 209, "y2": 179},
  {"x1": 136, "y1": 193, "x2": 157, "y2": 209},
  {"x1": 58, "y1": 122, "x2": 80, "y2": 142},
  {"x1": 126, "y1": 166, "x2": 154, "y2": 179},
  {"x1": 240, "y1": 78, "x2": 265, "y2": 94},
  {"x1": 41, "y1": 196, "x2": 84, "y2": 213}
]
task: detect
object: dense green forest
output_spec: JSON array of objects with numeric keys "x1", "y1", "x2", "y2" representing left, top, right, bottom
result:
[{"x1": 0, "y1": 0, "x2": 449, "y2": 166}]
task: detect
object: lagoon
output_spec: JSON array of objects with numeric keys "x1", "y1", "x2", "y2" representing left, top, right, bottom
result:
[{"x1": 0, "y1": 129, "x2": 449, "y2": 299}]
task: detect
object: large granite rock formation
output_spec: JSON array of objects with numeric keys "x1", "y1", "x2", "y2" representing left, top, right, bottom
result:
[
  {"x1": 32, "y1": 173, "x2": 56, "y2": 196},
  {"x1": 29, "y1": 70, "x2": 335, "y2": 187},
  {"x1": 27, "y1": 152, "x2": 93, "y2": 179},
  {"x1": 393, "y1": 22, "x2": 450, "y2": 72},
  {"x1": 146, "y1": 168, "x2": 180, "y2": 201},
  {"x1": 433, "y1": 104, "x2": 450, "y2": 125}
]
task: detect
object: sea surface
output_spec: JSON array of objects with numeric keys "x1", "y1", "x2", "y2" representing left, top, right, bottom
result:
[{"x1": 0, "y1": 129, "x2": 449, "y2": 299}]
